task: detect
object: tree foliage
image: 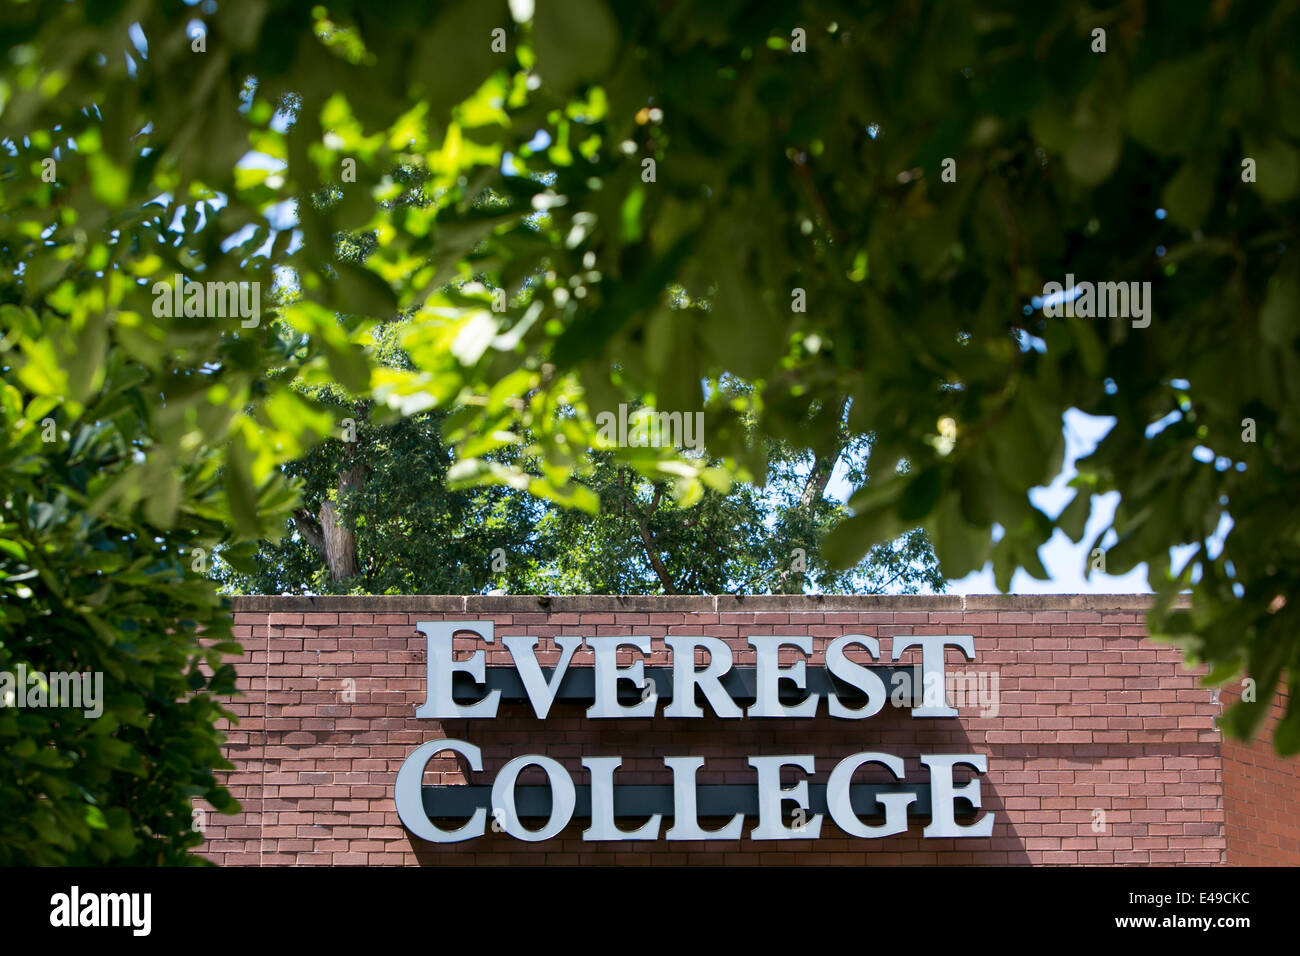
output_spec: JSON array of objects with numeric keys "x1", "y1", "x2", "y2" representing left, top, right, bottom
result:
[
  {"x1": 218, "y1": 400, "x2": 945, "y2": 596},
  {"x1": 2, "y1": 0, "x2": 1299, "y2": 863}
]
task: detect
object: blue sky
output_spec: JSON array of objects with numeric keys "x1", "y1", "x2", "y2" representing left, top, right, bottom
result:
[{"x1": 944, "y1": 410, "x2": 1153, "y2": 594}]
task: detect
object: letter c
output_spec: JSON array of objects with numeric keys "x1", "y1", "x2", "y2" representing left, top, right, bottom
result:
[{"x1": 395, "y1": 739, "x2": 485, "y2": 843}]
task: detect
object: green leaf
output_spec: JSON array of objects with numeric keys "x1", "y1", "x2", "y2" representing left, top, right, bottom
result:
[
  {"x1": 1274, "y1": 704, "x2": 1300, "y2": 756},
  {"x1": 822, "y1": 507, "x2": 905, "y2": 570},
  {"x1": 1163, "y1": 158, "x2": 1214, "y2": 229},
  {"x1": 898, "y1": 466, "x2": 942, "y2": 522},
  {"x1": 84, "y1": 805, "x2": 108, "y2": 830},
  {"x1": 930, "y1": 491, "x2": 989, "y2": 579},
  {"x1": 1056, "y1": 488, "x2": 1091, "y2": 543},
  {"x1": 322, "y1": 341, "x2": 372, "y2": 393},
  {"x1": 88, "y1": 154, "x2": 128, "y2": 206},
  {"x1": 533, "y1": 0, "x2": 619, "y2": 97},
  {"x1": 1260, "y1": 269, "x2": 1299, "y2": 347},
  {"x1": 1064, "y1": 119, "x2": 1121, "y2": 185},
  {"x1": 1251, "y1": 140, "x2": 1300, "y2": 202},
  {"x1": 1127, "y1": 57, "x2": 1212, "y2": 156},
  {"x1": 224, "y1": 434, "x2": 261, "y2": 538},
  {"x1": 331, "y1": 263, "x2": 397, "y2": 317},
  {"x1": 1200, "y1": 657, "x2": 1242, "y2": 686},
  {"x1": 414, "y1": 1, "x2": 509, "y2": 120}
]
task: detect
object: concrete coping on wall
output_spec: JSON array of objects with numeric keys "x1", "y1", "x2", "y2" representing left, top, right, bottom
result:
[{"x1": 227, "y1": 593, "x2": 1187, "y2": 613}]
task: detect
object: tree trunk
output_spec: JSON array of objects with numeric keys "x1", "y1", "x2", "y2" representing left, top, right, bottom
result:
[
  {"x1": 317, "y1": 500, "x2": 357, "y2": 581},
  {"x1": 293, "y1": 463, "x2": 366, "y2": 584}
]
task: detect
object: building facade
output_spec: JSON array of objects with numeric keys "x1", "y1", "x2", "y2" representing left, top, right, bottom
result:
[{"x1": 199, "y1": 595, "x2": 1300, "y2": 866}]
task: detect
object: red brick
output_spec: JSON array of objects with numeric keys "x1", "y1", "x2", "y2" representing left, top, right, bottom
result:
[{"x1": 196, "y1": 598, "x2": 1294, "y2": 868}]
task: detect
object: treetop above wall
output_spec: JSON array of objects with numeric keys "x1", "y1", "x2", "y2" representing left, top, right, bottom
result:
[{"x1": 228, "y1": 593, "x2": 1176, "y2": 614}]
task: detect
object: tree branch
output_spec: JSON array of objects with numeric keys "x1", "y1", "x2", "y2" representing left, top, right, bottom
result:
[
  {"x1": 292, "y1": 508, "x2": 326, "y2": 558},
  {"x1": 632, "y1": 484, "x2": 675, "y2": 593},
  {"x1": 798, "y1": 396, "x2": 851, "y2": 509}
]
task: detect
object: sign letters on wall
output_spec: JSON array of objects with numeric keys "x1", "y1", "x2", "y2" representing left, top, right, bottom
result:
[{"x1": 395, "y1": 621, "x2": 995, "y2": 843}]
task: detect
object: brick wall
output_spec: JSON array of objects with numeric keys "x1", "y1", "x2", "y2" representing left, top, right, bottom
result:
[
  {"x1": 197, "y1": 595, "x2": 1299, "y2": 866},
  {"x1": 1221, "y1": 684, "x2": 1300, "y2": 865}
]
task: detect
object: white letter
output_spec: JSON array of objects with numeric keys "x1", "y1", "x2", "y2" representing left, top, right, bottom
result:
[
  {"x1": 1041, "y1": 280, "x2": 1064, "y2": 318},
  {"x1": 891, "y1": 635, "x2": 975, "y2": 717},
  {"x1": 503, "y1": 635, "x2": 583, "y2": 719},
  {"x1": 664, "y1": 756, "x2": 744, "y2": 840},
  {"x1": 921, "y1": 753, "x2": 995, "y2": 837},
  {"x1": 595, "y1": 410, "x2": 617, "y2": 445},
  {"x1": 394, "y1": 739, "x2": 486, "y2": 843},
  {"x1": 83, "y1": 671, "x2": 102, "y2": 720},
  {"x1": 825, "y1": 635, "x2": 888, "y2": 718},
  {"x1": 491, "y1": 755, "x2": 575, "y2": 841},
  {"x1": 50, "y1": 892, "x2": 70, "y2": 928},
  {"x1": 1074, "y1": 281, "x2": 1094, "y2": 318},
  {"x1": 748, "y1": 755, "x2": 821, "y2": 839},
  {"x1": 747, "y1": 636, "x2": 818, "y2": 717},
  {"x1": 582, "y1": 756, "x2": 661, "y2": 840},
  {"x1": 587, "y1": 636, "x2": 657, "y2": 718},
  {"x1": 826, "y1": 752, "x2": 916, "y2": 837},
  {"x1": 152, "y1": 280, "x2": 172, "y2": 317},
  {"x1": 664, "y1": 636, "x2": 741, "y2": 718},
  {"x1": 413, "y1": 621, "x2": 500, "y2": 718},
  {"x1": 1131, "y1": 281, "x2": 1151, "y2": 328},
  {"x1": 240, "y1": 281, "x2": 260, "y2": 328},
  {"x1": 132, "y1": 893, "x2": 151, "y2": 937}
]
